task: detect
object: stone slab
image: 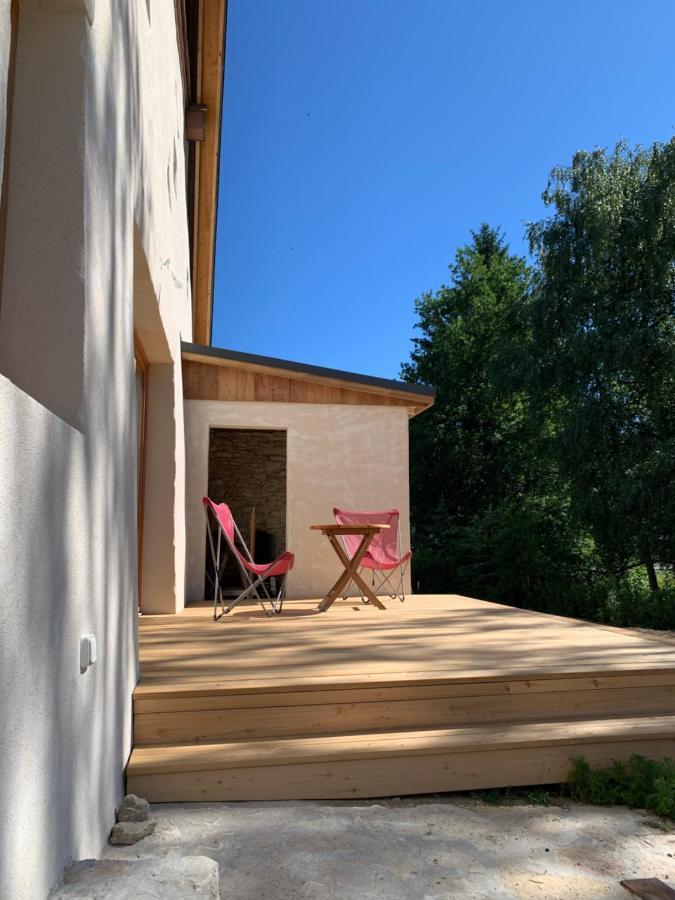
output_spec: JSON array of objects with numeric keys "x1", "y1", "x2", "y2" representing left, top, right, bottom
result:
[{"x1": 50, "y1": 856, "x2": 219, "y2": 899}]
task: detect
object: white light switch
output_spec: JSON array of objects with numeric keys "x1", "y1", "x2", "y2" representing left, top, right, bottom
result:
[{"x1": 80, "y1": 634, "x2": 97, "y2": 670}]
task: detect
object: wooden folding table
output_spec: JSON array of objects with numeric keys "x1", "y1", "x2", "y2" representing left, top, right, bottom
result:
[{"x1": 310, "y1": 523, "x2": 389, "y2": 611}]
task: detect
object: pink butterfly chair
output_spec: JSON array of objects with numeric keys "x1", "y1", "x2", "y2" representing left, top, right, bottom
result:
[
  {"x1": 333, "y1": 508, "x2": 411, "y2": 603},
  {"x1": 203, "y1": 497, "x2": 294, "y2": 619}
]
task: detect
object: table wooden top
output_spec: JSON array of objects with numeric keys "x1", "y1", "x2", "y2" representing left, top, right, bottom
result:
[{"x1": 310, "y1": 523, "x2": 390, "y2": 534}]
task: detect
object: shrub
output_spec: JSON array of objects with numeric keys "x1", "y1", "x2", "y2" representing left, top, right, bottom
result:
[
  {"x1": 598, "y1": 572, "x2": 675, "y2": 630},
  {"x1": 569, "y1": 755, "x2": 675, "y2": 819}
]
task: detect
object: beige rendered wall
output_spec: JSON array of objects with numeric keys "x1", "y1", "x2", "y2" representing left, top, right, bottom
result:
[
  {"x1": 185, "y1": 401, "x2": 412, "y2": 601},
  {"x1": 0, "y1": 3, "x2": 191, "y2": 898},
  {"x1": 0, "y1": 0, "x2": 10, "y2": 180}
]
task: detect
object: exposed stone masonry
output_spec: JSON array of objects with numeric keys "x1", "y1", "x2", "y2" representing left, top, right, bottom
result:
[{"x1": 207, "y1": 429, "x2": 287, "y2": 562}]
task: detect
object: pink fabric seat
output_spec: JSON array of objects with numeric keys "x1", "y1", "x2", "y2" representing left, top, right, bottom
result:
[
  {"x1": 333, "y1": 508, "x2": 411, "y2": 600},
  {"x1": 239, "y1": 552, "x2": 295, "y2": 578},
  {"x1": 203, "y1": 497, "x2": 294, "y2": 617},
  {"x1": 204, "y1": 498, "x2": 294, "y2": 577},
  {"x1": 360, "y1": 550, "x2": 412, "y2": 571}
]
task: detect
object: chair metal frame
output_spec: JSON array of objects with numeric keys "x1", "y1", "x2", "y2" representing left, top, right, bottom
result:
[
  {"x1": 204, "y1": 503, "x2": 289, "y2": 620},
  {"x1": 336, "y1": 511, "x2": 410, "y2": 604}
]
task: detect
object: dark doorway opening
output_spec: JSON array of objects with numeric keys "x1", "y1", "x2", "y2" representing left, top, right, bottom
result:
[{"x1": 205, "y1": 428, "x2": 287, "y2": 597}]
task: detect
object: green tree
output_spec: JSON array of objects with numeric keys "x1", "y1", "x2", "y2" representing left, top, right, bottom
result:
[
  {"x1": 527, "y1": 141, "x2": 675, "y2": 588},
  {"x1": 402, "y1": 225, "x2": 593, "y2": 611},
  {"x1": 402, "y1": 225, "x2": 532, "y2": 531}
]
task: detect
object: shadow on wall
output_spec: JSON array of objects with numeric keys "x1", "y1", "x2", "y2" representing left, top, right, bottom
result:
[
  {"x1": 0, "y1": 376, "x2": 134, "y2": 900},
  {"x1": 0, "y1": 6, "x2": 86, "y2": 429},
  {"x1": 0, "y1": 3, "x2": 143, "y2": 898}
]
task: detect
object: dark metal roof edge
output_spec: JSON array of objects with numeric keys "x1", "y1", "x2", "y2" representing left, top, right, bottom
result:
[{"x1": 181, "y1": 342, "x2": 436, "y2": 399}]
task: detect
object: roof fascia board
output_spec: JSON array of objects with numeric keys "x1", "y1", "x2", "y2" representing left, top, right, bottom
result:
[{"x1": 191, "y1": 0, "x2": 227, "y2": 346}]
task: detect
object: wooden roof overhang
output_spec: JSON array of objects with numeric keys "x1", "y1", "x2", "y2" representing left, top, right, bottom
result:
[
  {"x1": 176, "y1": 0, "x2": 228, "y2": 346},
  {"x1": 182, "y1": 343, "x2": 435, "y2": 417}
]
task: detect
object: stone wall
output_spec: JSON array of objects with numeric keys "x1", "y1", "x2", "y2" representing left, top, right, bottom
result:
[{"x1": 207, "y1": 429, "x2": 287, "y2": 560}]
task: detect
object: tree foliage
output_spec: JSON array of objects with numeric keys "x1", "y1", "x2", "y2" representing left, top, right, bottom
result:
[
  {"x1": 528, "y1": 142, "x2": 675, "y2": 586},
  {"x1": 401, "y1": 224, "x2": 533, "y2": 536},
  {"x1": 403, "y1": 225, "x2": 594, "y2": 613},
  {"x1": 404, "y1": 141, "x2": 675, "y2": 625}
]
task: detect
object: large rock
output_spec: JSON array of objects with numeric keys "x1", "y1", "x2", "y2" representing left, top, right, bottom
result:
[
  {"x1": 109, "y1": 819, "x2": 156, "y2": 845},
  {"x1": 116, "y1": 793, "x2": 150, "y2": 822},
  {"x1": 51, "y1": 856, "x2": 220, "y2": 899}
]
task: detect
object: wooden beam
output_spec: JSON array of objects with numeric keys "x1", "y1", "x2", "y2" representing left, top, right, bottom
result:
[
  {"x1": 621, "y1": 879, "x2": 675, "y2": 900},
  {"x1": 185, "y1": 104, "x2": 207, "y2": 141},
  {"x1": 192, "y1": 0, "x2": 227, "y2": 345}
]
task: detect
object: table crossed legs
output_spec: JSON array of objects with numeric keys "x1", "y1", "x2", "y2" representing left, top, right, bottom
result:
[{"x1": 311, "y1": 524, "x2": 388, "y2": 612}]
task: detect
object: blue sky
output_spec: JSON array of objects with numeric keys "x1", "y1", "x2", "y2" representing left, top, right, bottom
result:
[{"x1": 212, "y1": 0, "x2": 675, "y2": 379}]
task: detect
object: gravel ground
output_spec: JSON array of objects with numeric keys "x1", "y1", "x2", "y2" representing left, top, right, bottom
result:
[{"x1": 102, "y1": 797, "x2": 675, "y2": 899}]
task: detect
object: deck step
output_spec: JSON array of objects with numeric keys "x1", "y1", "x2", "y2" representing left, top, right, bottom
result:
[
  {"x1": 127, "y1": 714, "x2": 675, "y2": 802},
  {"x1": 133, "y1": 673, "x2": 675, "y2": 745}
]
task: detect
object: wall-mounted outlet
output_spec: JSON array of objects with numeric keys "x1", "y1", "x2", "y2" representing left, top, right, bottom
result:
[{"x1": 80, "y1": 634, "x2": 97, "y2": 671}]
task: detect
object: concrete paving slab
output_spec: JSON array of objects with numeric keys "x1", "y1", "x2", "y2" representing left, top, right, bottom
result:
[
  {"x1": 101, "y1": 798, "x2": 675, "y2": 899},
  {"x1": 50, "y1": 855, "x2": 219, "y2": 899}
]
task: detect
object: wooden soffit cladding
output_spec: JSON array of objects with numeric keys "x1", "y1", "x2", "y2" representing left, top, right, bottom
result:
[
  {"x1": 182, "y1": 353, "x2": 434, "y2": 417},
  {"x1": 191, "y1": 0, "x2": 227, "y2": 346}
]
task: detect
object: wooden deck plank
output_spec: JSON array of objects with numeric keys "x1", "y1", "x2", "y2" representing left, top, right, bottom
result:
[
  {"x1": 134, "y1": 672, "x2": 675, "y2": 712},
  {"x1": 135, "y1": 595, "x2": 675, "y2": 700},
  {"x1": 131, "y1": 595, "x2": 675, "y2": 801},
  {"x1": 134, "y1": 665, "x2": 675, "y2": 700},
  {"x1": 134, "y1": 684, "x2": 675, "y2": 745},
  {"x1": 621, "y1": 879, "x2": 675, "y2": 900},
  {"x1": 128, "y1": 715, "x2": 675, "y2": 774},
  {"x1": 127, "y1": 738, "x2": 675, "y2": 803}
]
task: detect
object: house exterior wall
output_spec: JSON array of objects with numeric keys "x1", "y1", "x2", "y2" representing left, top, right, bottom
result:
[
  {"x1": 185, "y1": 400, "x2": 412, "y2": 601},
  {"x1": 0, "y1": 3, "x2": 191, "y2": 898}
]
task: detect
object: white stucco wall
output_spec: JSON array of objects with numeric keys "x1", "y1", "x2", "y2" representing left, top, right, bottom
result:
[
  {"x1": 185, "y1": 401, "x2": 412, "y2": 601},
  {"x1": 0, "y1": 3, "x2": 191, "y2": 898}
]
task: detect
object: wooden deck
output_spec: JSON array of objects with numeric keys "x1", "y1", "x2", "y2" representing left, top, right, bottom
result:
[{"x1": 127, "y1": 595, "x2": 675, "y2": 802}]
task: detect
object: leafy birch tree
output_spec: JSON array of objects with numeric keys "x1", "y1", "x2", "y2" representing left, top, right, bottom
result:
[{"x1": 527, "y1": 142, "x2": 675, "y2": 588}]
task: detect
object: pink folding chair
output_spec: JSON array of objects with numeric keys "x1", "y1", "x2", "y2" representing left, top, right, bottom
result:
[
  {"x1": 203, "y1": 497, "x2": 294, "y2": 619},
  {"x1": 333, "y1": 508, "x2": 411, "y2": 603}
]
